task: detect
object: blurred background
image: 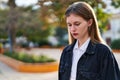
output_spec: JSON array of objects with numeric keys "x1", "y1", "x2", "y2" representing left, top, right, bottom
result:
[
  {"x1": 0, "y1": 0, "x2": 120, "y2": 51},
  {"x1": 0, "y1": 0, "x2": 120, "y2": 80}
]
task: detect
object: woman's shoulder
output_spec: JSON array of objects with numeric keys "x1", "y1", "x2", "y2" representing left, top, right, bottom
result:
[
  {"x1": 95, "y1": 42, "x2": 113, "y2": 56},
  {"x1": 60, "y1": 44, "x2": 73, "y2": 60},
  {"x1": 63, "y1": 43, "x2": 74, "y2": 51},
  {"x1": 96, "y1": 43, "x2": 111, "y2": 51}
]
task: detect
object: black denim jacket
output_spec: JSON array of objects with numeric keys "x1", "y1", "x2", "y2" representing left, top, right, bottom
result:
[{"x1": 59, "y1": 40, "x2": 120, "y2": 80}]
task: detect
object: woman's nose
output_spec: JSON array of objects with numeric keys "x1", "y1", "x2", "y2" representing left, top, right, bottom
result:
[{"x1": 70, "y1": 26, "x2": 76, "y2": 32}]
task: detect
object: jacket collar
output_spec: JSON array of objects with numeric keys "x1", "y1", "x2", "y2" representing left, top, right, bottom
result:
[
  {"x1": 66, "y1": 40, "x2": 96, "y2": 55},
  {"x1": 85, "y1": 40, "x2": 96, "y2": 55}
]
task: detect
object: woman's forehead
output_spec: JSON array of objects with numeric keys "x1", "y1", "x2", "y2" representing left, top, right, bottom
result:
[{"x1": 66, "y1": 14, "x2": 84, "y2": 22}]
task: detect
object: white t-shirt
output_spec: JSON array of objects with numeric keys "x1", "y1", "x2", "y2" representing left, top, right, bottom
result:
[{"x1": 70, "y1": 38, "x2": 90, "y2": 80}]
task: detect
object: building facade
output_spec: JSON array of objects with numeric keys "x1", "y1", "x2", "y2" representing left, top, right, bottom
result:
[{"x1": 102, "y1": 13, "x2": 120, "y2": 45}]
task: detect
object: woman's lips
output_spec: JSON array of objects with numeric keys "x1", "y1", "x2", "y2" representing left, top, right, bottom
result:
[{"x1": 72, "y1": 33, "x2": 78, "y2": 36}]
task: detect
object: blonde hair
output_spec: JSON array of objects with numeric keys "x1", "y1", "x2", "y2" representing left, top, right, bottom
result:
[{"x1": 65, "y1": 1, "x2": 105, "y2": 44}]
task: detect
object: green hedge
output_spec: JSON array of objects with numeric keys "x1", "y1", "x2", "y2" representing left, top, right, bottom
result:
[
  {"x1": 4, "y1": 51, "x2": 56, "y2": 63},
  {"x1": 111, "y1": 39, "x2": 120, "y2": 49}
]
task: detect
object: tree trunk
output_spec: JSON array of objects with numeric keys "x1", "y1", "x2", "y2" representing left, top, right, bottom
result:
[{"x1": 7, "y1": 0, "x2": 17, "y2": 52}]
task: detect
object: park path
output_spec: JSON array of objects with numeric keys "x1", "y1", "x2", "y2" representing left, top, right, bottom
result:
[{"x1": 0, "y1": 48, "x2": 120, "y2": 80}]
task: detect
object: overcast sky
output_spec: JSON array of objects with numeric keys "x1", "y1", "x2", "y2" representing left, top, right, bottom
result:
[
  {"x1": 1, "y1": 0, "x2": 38, "y2": 6},
  {"x1": 1, "y1": 0, "x2": 120, "y2": 13},
  {"x1": 15, "y1": 0, "x2": 38, "y2": 6},
  {"x1": 104, "y1": 0, "x2": 120, "y2": 13},
  {"x1": 15, "y1": 0, "x2": 120, "y2": 13}
]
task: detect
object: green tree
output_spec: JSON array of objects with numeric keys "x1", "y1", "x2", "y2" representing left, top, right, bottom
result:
[
  {"x1": 6, "y1": 0, "x2": 18, "y2": 52},
  {"x1": 111, "y1": 39, "x2": 120, "y2": 49},
  {"x1": 15, "y1": 6, "x2": 53, "y2": 46},
  {"x1": 1, "y1": 0, "x2": 119, "y2": 48},
  {"x1": 111, "y1": 0, "x2": 120, "y2": 8},
  {"x1": 38, "y1": 0, "x2": 110, "y2": 33},
  {"x1": 37, "y1": 0, "x2": 111, "y2": 45},
  {"x1": 0, "y1": 9, "x2": 8, "y2": 38},
  {"x1": 0, "y1": 1, "x2": 53, "y2": 47}
]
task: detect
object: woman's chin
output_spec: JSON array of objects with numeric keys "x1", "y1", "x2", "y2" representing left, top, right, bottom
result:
[{"x1": 73, "y1": 36, "x2": 79, "y2": 39}]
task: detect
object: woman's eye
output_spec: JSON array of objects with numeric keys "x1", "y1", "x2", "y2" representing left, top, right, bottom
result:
[
  {"x1": 75, "y1": 23, "x2": 80, "y2": 26},
  {"x1": 67, "y1": 24, "x2": 72, "y2": 27}
]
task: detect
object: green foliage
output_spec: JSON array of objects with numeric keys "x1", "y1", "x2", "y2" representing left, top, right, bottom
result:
[
  {"x1": 111, "y1": 39, "x2": 120, "y2": 49},
  {"x1": 96, "y1": 8, "x2": 110, "y2": 33},
  {"x1": 38, "y1": 0, "x2": 110, "y2": 33},
  {"x1": 0, "y1": 43, "x2": 3, "y2": 48},
  {"x1": 111, "y1": 0, "x2": 120, "y2": 8},
  {"x1": 55, "y1": 27, "x2": 67, "y2": 38},
  {"x1": 0, "y1": 3, "x2": 53, "y2": 46},
  {"x1": 15, "y1": 7, "x2": 53, "y2": 45},
  {"x1": 0, "y1": 9, "x2": 8, "y2": 38},
  {"x1": 19, "y1": 42, "x2": 29, "y2": 48},
  {"x1": 1, "y1": 0, "x2": 119, "y2": 47},
  {"x1": 4, "y1": 51, "x2": 56, "y2": 63},
  {"x1": 54, "y1": 27, "x2": 68, "y2": 46}
]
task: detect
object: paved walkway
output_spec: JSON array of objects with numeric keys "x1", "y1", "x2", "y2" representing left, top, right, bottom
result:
[
  {"x1": 0, "y1": 48, "x2": 61, "y2": 80},
  {"x1": 0, "y1": 48, "x2": 120, "y2": 80},
  {"x1": 0, "y1": 61, "x2": 58, "y2": 80},
  {"x1": 114, "y1": 53, "x2": 120, "y2": 68}
]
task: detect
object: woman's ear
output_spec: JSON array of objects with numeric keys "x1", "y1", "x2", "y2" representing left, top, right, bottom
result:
[{"x1": 88, "y1": 19, "x2": 93, "y2": 27}]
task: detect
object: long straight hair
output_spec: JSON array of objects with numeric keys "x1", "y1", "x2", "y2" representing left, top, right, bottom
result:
[{"x1": 65, "y1": 2, "x2": 105, "y2": 44}]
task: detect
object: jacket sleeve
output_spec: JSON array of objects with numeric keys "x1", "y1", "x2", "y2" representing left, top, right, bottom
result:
[
  {"x1": 100, "y1": 48, "x2": 120, "y2": 80},
  {"x1": 58, "y1": 46, "x2": 67, "y2": 80}
]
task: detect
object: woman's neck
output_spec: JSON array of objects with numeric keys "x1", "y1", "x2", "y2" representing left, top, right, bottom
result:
[{"x1": 78, "y1": 37, "x2": 90, "y2": 47}]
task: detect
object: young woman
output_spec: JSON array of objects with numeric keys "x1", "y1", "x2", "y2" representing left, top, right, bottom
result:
[{"x1": 59, "y1": 1, "x2": 120, "y2": 80}]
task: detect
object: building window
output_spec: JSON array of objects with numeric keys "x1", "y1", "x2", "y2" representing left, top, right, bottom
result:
[
  {"x1": 106, "y1": 37, "x2": 111, "y2": 46},
  {"x1": 107, "y1": 22, "x2": 111, "y2": 30}
]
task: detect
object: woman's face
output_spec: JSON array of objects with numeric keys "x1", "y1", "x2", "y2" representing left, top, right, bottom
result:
[{"x1": 66, "y1": 14, "x2": 92, "y2": 40}]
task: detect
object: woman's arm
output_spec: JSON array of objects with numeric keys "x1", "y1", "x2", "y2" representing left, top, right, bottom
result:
[{"x1": 100, "y1": 48, "x2": 120, "y2": 80}]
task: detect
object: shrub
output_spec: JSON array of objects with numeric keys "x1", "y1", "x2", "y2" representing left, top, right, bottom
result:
[
  {"x1": 111, "y1": 39, "x2": 120, "y2": 49},
  {"x1": 3, "y1": 51, "x2": 56, "y2": 63}
]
